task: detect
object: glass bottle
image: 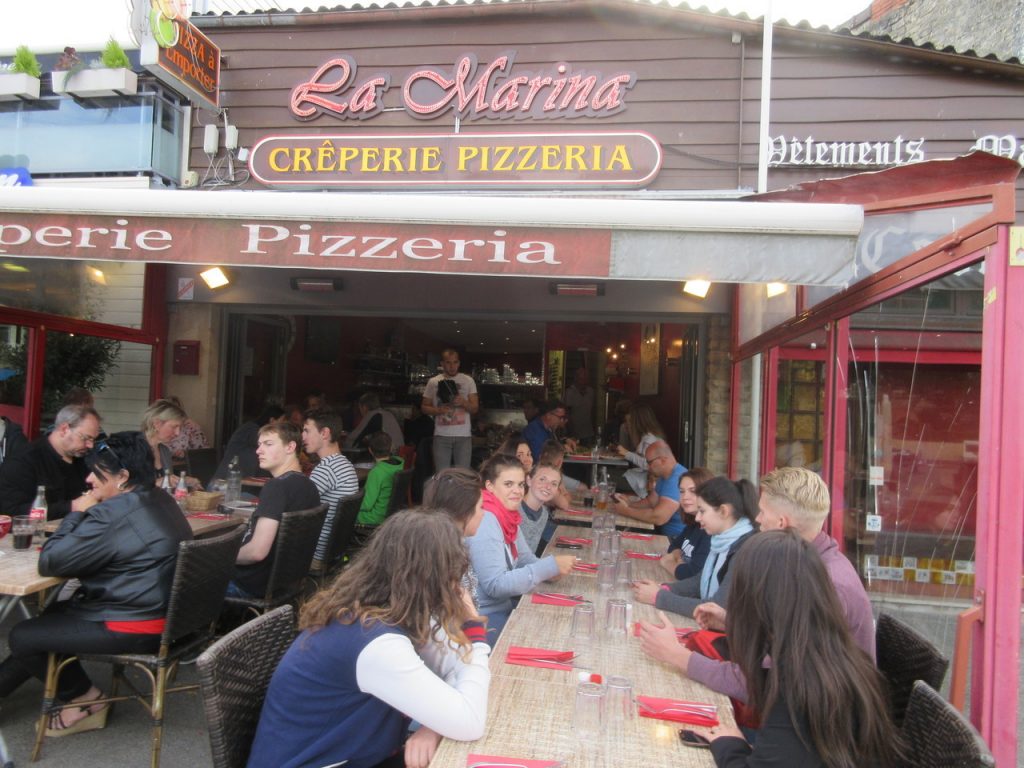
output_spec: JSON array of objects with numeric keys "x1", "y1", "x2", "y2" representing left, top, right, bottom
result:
[
  {"x1": 29, "y1": 485, "x2": 47, "y2": 534},
  {"x1": 226, "y1": 455, "x2": 242, "y2": 503}
]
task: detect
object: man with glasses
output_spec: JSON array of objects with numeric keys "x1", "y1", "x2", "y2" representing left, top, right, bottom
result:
[
  {"x1": 612, "y1": 440, "x2": 686, "y2": 538},
  {"x1": 0, "y1": 404, "x2": 102, "y2": 520},
  {"x1": 523, "y1": 399, "x2": 577, "y2": 463}
]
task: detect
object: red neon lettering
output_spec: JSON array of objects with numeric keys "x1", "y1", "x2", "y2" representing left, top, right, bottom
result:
[{"x1": 290, "y1": 57, "x2": 387, "y2": 120}]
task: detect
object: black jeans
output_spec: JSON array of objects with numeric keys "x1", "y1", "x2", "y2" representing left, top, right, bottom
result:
[{"x1": 0, "y1": 602, "x2": 161, "y2": 701}]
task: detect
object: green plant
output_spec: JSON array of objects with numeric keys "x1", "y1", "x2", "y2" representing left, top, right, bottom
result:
[
  {"x1": 100, "y1": 38, "x2": 131, "y2": 70},
  {"x1": 11, "y1": 46, "x2": 41, "y2": 78}
]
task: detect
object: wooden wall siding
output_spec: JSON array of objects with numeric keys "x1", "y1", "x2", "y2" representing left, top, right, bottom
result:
[{"x1": 193, "y1": 7, "x2": 1024, "y2": 216}]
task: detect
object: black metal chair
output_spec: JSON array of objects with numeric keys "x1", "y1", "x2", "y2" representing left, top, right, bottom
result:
[
  {"x1": 30, "y1": 526, "x2": 246, "y2": 768},
  {"x1": 900, "y1": 680, "x2": 994, "y2": 767},
  {"x1": 186, "y1": 447, "x2": 221, "y2": 488},
  {"x1": 310, "y1": 491, "x2": 364, "y2": 587},
  {"x1": 385, "y1": 468, "x2": 414, "y2": 517},
  {"x1": 223, "y1": 504, "x2": 327, "y2": 617},
  {"x1": 196, "y1": 605, "x2": 297, "y2": 768},
  {"x1": 876, "y1": 612, "x2": 950, "y2": 727}
]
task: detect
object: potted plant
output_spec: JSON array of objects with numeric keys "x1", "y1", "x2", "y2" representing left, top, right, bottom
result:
[
  {"x1": 51, "y1": 39, "x2": 137, "y2": 98},
  {"x1": 0, "y1": 46, "x2": 41, "y2": 101}
]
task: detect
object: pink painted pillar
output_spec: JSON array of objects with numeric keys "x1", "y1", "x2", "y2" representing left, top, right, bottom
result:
[{"x1": 976, "y1": 225, "x2": 1023, "y2": 763}]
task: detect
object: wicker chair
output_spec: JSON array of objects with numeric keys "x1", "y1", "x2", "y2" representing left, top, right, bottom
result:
[
  {"x1": 196, "y1": 605, "x2": 297, "y2": 768},
  {"x1": 223, "y1": 504, "x2": 327, "y2": 616},
  {"x1": 900, "y1": 680, "x2": 994, "y2": 767},
  {"x1": 310, "y1": 491, "x2": 364, "y2": 587},
  {"x1": 30, "y1": 526, "x2": 246, "y2": 768},
  {"x1": 876, "y1": 613, "x2": 950, "y2": 727}
]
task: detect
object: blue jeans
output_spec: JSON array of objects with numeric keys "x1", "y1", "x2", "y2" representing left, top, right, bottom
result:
[
  {"x1": 433, "y1": 435, "x2": 472, "y2": 470},
  {"x1": 225, "y1": 580, "x2": 257, "y2": 599}
]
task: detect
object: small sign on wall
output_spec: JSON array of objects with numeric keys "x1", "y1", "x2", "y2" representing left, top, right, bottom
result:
[{"x1": 177, "y1": 277, "x2": 195, "y2": 301}]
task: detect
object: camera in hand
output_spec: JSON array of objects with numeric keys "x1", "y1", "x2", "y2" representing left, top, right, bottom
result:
[{"x1": 437, "y1": 379, "x2": 459, "y2": 404}]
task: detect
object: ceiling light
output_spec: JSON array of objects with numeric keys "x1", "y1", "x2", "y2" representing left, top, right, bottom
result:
[
  {"x1": 766, "y1": 282, "x2": 788, "y2": 298},
  {"x1": 89, "y1": 267, "x2": 106, "y2": 285},
  {"x1": 683, "y1": 280, "x2": 711, "y2": 298},
  {"x1": 201, "y1": 267, "x2": 230, "y2": 289},
  {"x1": 289, "y1": 277, "x2": 343, "y2": 292}
]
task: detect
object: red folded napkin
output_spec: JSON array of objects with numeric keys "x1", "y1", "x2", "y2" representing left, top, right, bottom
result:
[
  {"x1": 636, "y1": 694, "x2": 719, "y2": 726},
  {"x1": 632, "y1": 622, "x2": 696, "y2": 641},
  {"x1": 621, "y1": 533, "x2": 654, "y2": 540},
  {"x1": 242, "y1": 476, "x2": 267, "y2": 485},
  {"x1": 571, "y1": 561, "x2": 598, "y2": 573},
  {"x1": 561, "y1": 508, "x2": 592, "y2": 517},
  {"x1": 531, "y1": 592, "x2": 585, "y2": 607},
  {"x1": 624, "y1": 550, "x2": 662, "y2": 560},
  {"x1": 506, "y1": 645, "x2": 575, "y2": 671},
  {"x1": 187, "y1": 513, "x2": 232, "y2": 521},
  {"x1": 467, "y1": 754, "x2": 562, "y2": 768},
  {"x1": 556, "y1": 535, "x2": 592, "y2": 545}
]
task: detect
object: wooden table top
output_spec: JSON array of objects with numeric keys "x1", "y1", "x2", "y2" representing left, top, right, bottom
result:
[
  {"x1": 5, "y1": 513, "x2": 244, "y2": 597},
  {"x1": 550, "y1": 504, "x2": 656, "y2": 533},
  {"x1": 428, "y1": 526, "x2": 731, "y2": 768}
]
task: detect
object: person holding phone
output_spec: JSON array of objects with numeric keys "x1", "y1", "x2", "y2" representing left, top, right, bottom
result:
[{"x1": 677, "y1": 530, "x2": 901, "y2": 767}]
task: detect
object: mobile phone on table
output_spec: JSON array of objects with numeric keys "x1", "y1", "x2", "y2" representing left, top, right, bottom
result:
[{"x1": 679, "y1": 729, "x2": 711, "y2": 748}]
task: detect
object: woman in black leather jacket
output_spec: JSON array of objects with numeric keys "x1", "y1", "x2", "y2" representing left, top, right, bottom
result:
[{"x1": 0, "y1": 431, "x2": 192, "y2": 736}]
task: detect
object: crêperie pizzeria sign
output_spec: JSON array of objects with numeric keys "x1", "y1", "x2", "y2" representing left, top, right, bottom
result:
[{"x1": 247, "y1": 52, "x2": 662, "y2": 189}]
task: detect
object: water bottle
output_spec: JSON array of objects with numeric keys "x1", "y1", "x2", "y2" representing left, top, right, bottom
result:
[
  {"x1": 29, "y1": 485, "x2": 47, "y2": 535},
  {"x1": 226, "y1": 455, "x2": 242, "y2": 504},
  {"x1": 174, "y1": 471, "x2": 189, "y2": 510},
  {"x1": 161, "y1": 468, "x2": 172, "y2": 494}
]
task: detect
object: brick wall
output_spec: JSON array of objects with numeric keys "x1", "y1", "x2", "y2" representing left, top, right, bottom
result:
[{"x1": 703, "y1": 313, "x2": 731, "y2": 474}]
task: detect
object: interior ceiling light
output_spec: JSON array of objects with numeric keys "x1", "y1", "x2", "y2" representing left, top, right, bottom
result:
[
  {"x1": 289, "y1": 277, "x2": 343, "y2": 292},
  {"x1": 766, "y1": 282, "x2": 788, "y2": 298},
  {"x1": 683, "y1": 280, "x2": 711, "y2": 298},
  {"x1": 201, "y1": 267, "x2": 230, "y2": 289}
]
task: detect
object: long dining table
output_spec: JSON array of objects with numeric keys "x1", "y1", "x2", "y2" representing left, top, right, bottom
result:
[
  {"x1": 1, "y1": 511, "x2": 245, "y2": 626},
  {"x1": 429, "y1": 525, "x2": 734, "y2": 768}
]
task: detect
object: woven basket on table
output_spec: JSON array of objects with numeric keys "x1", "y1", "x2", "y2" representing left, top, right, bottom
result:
[{"x1": 186, "y1": 491, "x2": 225, "y2": 512}]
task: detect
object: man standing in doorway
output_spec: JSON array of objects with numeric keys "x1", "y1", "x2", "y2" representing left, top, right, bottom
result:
[
  {"x1": 0, "y1": 404, "x2": 101, "y2": 520},
  {"x1": 422, "y1": 348, "x2": 479, "y2": 470},
  {"x1": 564, "y1": 367, "x2": 596, "y2": 444}
]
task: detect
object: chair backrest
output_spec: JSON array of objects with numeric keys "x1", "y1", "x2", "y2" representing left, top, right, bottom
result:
[
  {"x1": 262, "y1": 504, "x2": 328, "y2": 600},
  {"x1": 876, "y1": 613, "x2": 950, "y2": 727},
  {"x1": 162, "y1": 526, "x2": 246, "y2": 645},
  {"x1": 196, "y1": 605, "x2": 297, "y2": 768},
  {"x1": 385, "y1": 468, "x2": 414, "y2": 517},
  {"x1": 187, "y1": 447, "x2": 221, "y2": 488},
  {"x1": 321, "y1": 491, "x2": 364, "y2": 567},
  {"x1": 901, "y1": 680, "x2": 994, "y2": 768}
]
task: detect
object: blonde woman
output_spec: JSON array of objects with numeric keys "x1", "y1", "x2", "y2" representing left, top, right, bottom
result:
[{"x1": 140, "y1": 399, "x2": 193, "y2": 488}]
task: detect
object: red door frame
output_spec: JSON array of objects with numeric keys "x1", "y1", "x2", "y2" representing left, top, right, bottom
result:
[
  {"x1": 0, "y1": 263, "x2": 165, "y2": 436},
  {"x1": 731, "y1": 171, "x2": 1019, "y2": 760}
]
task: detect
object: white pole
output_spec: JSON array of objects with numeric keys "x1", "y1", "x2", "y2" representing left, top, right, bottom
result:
[{"x1": 757, "y1": 0, "x2": 774, "y2": 193}]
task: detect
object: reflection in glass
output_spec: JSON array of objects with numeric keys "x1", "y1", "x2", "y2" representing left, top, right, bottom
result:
[{"x1": 845, "y1": 272, "x2": 981, "y2": 602}]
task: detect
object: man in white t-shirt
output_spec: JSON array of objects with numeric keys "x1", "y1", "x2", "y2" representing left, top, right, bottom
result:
[
  {"x1": 422, "y1": 348, "x2": 479, "y2": 470},
  {"x1": 302, "y1": 408, "x2": 359, "y2": 565}
]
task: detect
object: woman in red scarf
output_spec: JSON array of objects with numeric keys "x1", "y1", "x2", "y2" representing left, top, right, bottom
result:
[{"x1": 466, "y1": 454, "x2": 575, "y2": 639}]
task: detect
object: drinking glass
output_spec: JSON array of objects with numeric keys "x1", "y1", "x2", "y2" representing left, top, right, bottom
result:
[
  {"x1": 573, "y1": 681, "x2": 606, "y2": 743},
  {"x1": 583, "y1": 492, "x2": 595, "y2": 509},
  {"x1": 569, "y1": 601, "x2": 596, "y2": 642},
  {"x1": 614, "y1": 556, "x2": 634, "y2": 597},
  {"x1": 605, "y1": 675, "x2": 635, "y2": 731},
  {"x1": 12, "y1": 515, "x2": 34, "y2": 550},
  {"x1": 597, "y1": 558, "x2": 617, "y2": 590},
  {"x1": 604, "y1": 598, "x2": 629, "y2": 642}
]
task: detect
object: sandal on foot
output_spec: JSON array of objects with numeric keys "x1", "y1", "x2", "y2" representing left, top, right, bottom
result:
[{"x1": 45, "y1": 698, "x2": 109, "y2": 737}]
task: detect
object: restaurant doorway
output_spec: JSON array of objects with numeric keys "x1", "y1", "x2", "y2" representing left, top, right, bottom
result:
[{"x1": 220, "y1": 314, "x2": 291, "y2": 443}]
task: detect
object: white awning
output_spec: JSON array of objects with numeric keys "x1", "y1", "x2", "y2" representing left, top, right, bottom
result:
[{"x1": 0, "y1": 186, "x2": 862, "y2": 285}]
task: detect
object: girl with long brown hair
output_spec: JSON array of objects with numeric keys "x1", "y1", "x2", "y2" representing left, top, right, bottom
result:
[
  {"x1": 248, "y1": 510, "x2": 490, "y2": 768},
  {"x1": 704, "y1": 530, "x2": 900, "y2": 768}
]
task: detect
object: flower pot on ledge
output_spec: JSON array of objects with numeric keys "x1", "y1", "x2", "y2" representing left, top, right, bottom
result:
[
  {"x1": 0, "y1": 71, "x2": 40, "y2": 101},
  {"x1": 50, "y1": 67, "x2": 137, "y2": 98}
]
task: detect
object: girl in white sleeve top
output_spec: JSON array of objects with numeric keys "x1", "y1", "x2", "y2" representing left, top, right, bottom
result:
[{"x1": 248, "y1": 509, "x2": 490, "y2": 768}]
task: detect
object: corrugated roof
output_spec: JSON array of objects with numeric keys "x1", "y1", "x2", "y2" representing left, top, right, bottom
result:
[{"x1": 198, "y1": 0, "x2": 1024, "y2": 67}]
